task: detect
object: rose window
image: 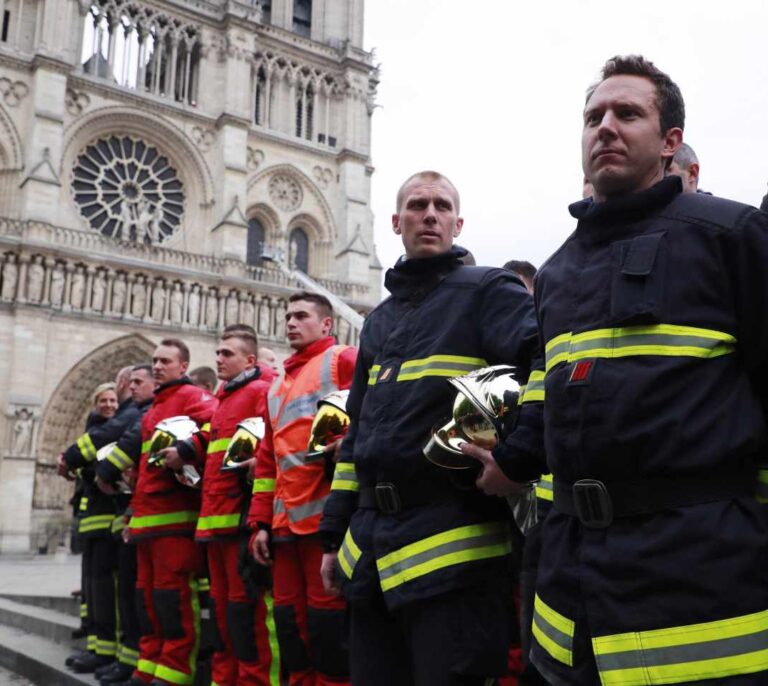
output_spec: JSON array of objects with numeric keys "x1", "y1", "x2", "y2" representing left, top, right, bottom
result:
[{"x1": 72, "y1": 136, "x2": 185, "y2": 243}]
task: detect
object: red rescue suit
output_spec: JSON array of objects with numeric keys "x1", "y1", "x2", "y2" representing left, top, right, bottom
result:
[
  {"x1": 249, "y1": 337, "x2": 356, "y2": 686},
  {"x1": 129, "y1": 378, "x2": 217, "y2": 686}
]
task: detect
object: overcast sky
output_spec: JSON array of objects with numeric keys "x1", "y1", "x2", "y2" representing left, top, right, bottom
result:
[{"x1": 363, "y1": 0, "x2": 768, "y2": 275}]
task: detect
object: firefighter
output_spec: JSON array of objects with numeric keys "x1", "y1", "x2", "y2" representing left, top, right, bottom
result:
[
  {"x1": 93, "y1": 364, "x2": 156, "y2": 684},
  {"x1": 318, "y1": 170, "x2": 542, "y2": 686},
  {"x1": 58, "y1": 370, "x2": 141, "y2": 674},
  {"x1": 126, "y1": 338, "x2": 218, "y2": 686},
  {"x1": 249, "y1": 292, "x2": 357, "y2": 686},
  {"x1": 486, "y1": 55, "x2": 768, "y2": 684},
  {"x1": 164, "y1": 328, "x2": 279, "y2": 685}
]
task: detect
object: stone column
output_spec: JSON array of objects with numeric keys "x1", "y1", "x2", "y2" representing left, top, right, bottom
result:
[
  {"x1": 41, "y1": 257, "x2": 55, "y2": 305},
  {"x1": 83, "y1": 266, "x2": 95, "y2": 313},
  {"x1": 15, "y1": 254, "x2": 30, "y2": 304},
  {"x1": 61, "y1": 263, "x2": 74, "y2": 312},
  {"x1": 105, "y1": 268, "x2": 115, "y2": 315}
]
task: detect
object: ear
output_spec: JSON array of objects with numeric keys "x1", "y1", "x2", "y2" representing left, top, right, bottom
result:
[
  {"x1": 180, "y1": 360, "x2": 189, "y2": 375},
  {"x1": 688, "y1": 162, "x2": 700, "y2": 184},
  {"x1": 661, "y1": 128, "x2": 683, "y2": 166},
  {"x1": 391, "y1": 213, "x2": 401, "y2": 235},
  {"x1": 322, "y1": 315, "x2": 333, "y2": 336},
  {"x1": 453, "y1": 217, "x2": 464, "y2": 238}
]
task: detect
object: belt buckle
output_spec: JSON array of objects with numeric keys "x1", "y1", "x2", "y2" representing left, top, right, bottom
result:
[
  {"x1": 572, "y1": 479, "x2": 613, "y2": 528},
  {"x1": 374, "y1": 482, "x2": 401, "y2": 515}
]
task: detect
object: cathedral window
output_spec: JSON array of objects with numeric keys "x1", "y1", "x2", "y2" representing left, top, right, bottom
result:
[
  {"x1": 292, "y1": 0, "x2": 311, "y2": 37},
  {"x1": 247, "y1": 218, "x2": 266, "y2": 265},
  {"x1": 289, "y1": 228, "x2": 309, "y2": 273},
  {"x1": 71, "y1": 135, "x2": 185, "y2": 244},
  {"x1": 2, "y1": 10, "x2": 10, "y2": 42},
  {"x1": 295, "y1": 81, "x2": 315, "y2": 140},
  {"x1": 254, "y1": 68, "x2": 267, "y2": 126},
  {"x1": 260, "y1": 0, "x2": 272, "y2": 25}
]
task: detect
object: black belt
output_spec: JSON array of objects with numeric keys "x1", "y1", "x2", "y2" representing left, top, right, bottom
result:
[
  {"x1": 359, "y1": 479, "x2": 473, "y2": 515},
  {"x1": 553, "y1": 470, "x2": 756, "y2": 528}
]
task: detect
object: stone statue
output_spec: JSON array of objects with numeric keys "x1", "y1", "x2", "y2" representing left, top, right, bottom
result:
[
  {"x1": 12, "y1": 408, "x2": 35, "y2": 456},
  {"x1": 50, "y1": 263, "x2": 65, "y2": 306},
  {"x1": 119, "y1": 200, "x2": 135, "y2": 241},
  {"x1": 1, "y1": 253, "x2": 18, "y2": 301},
  {"x1": 135, "y1": 200, "x2": 162, "y2": 244},
  {"x1": 225, "y1": 291, "x2": 239, "y2": 325},
  {"x1": 170, "y1": 283, "x2": 183, "y2": 324},
  {"x1": 112, "y1": 275, "x2": 127, "y2": 313},
  {"x1": 151, "y1": 279, "x2": 166, "y2": 321},
  {"x1": 149, "y1": 208, "x2": 163, "y2": 244},
  {"x1": 205, "y1": 289, "x2": 218, "y2": 328},
  {"x1": 132, "y1": 276, "x2": 146, "y2": 317},
  {"x1": 275, "y1": 300, "x2": 287, "y2": 338},
  {"x1": 258, "y1": 299, "x2": 270, "y2": 335},
  {"x1": 188, "y1": 285, "x2": 200, "y2": 326},
  {"x1": 91, "y1": 270, "x2": 107, "y2": 311},
  {"x1": 26, "y1": 256, "x2": 45, "y2": 303},
  {"x1": 242, "y1": 297, "x2": 255, "y2": 328},
  {"x1": 70, "y1": 268, "x2": 85, "y2": 309}
]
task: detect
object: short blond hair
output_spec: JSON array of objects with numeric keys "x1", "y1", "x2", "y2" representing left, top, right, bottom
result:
[
  {"x1": 92, "y1": 382, "x2": 117, "y2": 406},
  {"x1": 395, "y1": 170, "x2": 460, "y2": 214}
]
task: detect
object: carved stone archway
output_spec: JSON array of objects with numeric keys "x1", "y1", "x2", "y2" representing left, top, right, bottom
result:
[{"x1": 34, "y1": 333, "x2": 155, "y2": 511}]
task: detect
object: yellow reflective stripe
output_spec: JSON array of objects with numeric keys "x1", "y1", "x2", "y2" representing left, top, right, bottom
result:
[
  {"x1": 522, "y1": 369, "x2": 546, "y2": 403},
  {"x1": 129, "y1": 510, "x2": 198, "y2": 529},
  {"x1": 338, "y1": 528, "x2": 362, "y2": 579},
  {"x1": 376, "y1": 522, "x2": 511, "y2": 592},
  {"x1": 535, "y1": 474, "x2": 554, "y2": 502},
  {"x1": 111, "y1": 516, "x2": 126, "y2": 534},
  {"x1": 95, "y1": 639, "x2": 117, "y2": 655},
  {"x1": 80, "y1": 603, "x2": 87, "y2": 618},
  {"x1": 757, "y1": 469, "x2": 768, "y2": 504},
  {"x1": 331, "y1": 462, "x2": 359, "y2": 492},
  {"x1": 137, "y1": 658, "x2": 158, "y2": 676},
  {"x1": 252, "y1": 478, "x2": 276, "y2": 494},
  {"x1": 200, "y1": 423, "x2": 211, "y2": 433},
  {"x1": 198, "y1": 577, "x2": 210, "y2": 592},
  {"x1": 196, "y1": 514, "x2": 240, "y2": 531},
  {"x1": 261, "y1": 592, "x2": 281, "y2": 685},
  {"x1": 107, "y1": 446, "x2": 134, "y2": 471},
  {"x1": 545, "y1": 325, "x2": 736, "y2": 373},
  {"x1": 207, "y1": 437, "x2": 231, "y2": 454},
  {"x1": 79, "y1": 496, "x2": 89, "y2": 511},
  {"x1": 368, "y1": 364, "x2": 381, "y2": 385},
  {"x1": 87, "y1": 635, "x2": 97, "y2": 650},
  {"x1": 79, "y1": 514, "x2": 116, "y2": 532},
  {"x1": 396, "y1": 355, "x2": 488, "y2": 382},
  {"x1": 533, "y1": 593, "x2": 574, "y2": 667},
  {"x1": 118, "y1": 645, "x2": 139, "y2": 666},
  {"x1": 593, "y1": 608, "x2": 768, "y2": 685},
  {"x1": 77, "y1": 433, "x2": 98, "y2": 461},
  {"x1": 154, "y1": 662, "x2": 194, "y2": 684},
  {"x1": 141, "y1": 439, "x2": 152, "y2": 454}
]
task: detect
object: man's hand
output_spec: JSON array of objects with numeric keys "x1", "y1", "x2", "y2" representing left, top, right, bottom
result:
[
  {"x1": 323, "y1": 438, "x2": 344, "y2": 463},
  {"x1": 251, "y1": 529, "x2": 272, "y2": 566},
  {"x1": 95, "y1": 476, "x2": 117, "y2": 495},
  {"x1": 122, "y1": 526, "x2": 132, "y2": 543},
  {"x1": 158, "y1": 446, "x2": 183, "y2": 471},
  {"x1": 321, "y1": 552, "x2": 341, "y2": 596},
  {"x1": 56, "y1": 453, "x2": 74, "y2": 480},
  {"x1": 461, "y1": 443, "x2": 525, "y2": 497}
]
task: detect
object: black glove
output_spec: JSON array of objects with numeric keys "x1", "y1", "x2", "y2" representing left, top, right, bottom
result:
[{"x1": 237, "y1": 532, "x2": 272, "y2": 599}]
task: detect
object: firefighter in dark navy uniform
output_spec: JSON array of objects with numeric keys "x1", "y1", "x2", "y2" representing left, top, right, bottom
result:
[
  {"x1": 319, "y1": 170, "x2": 543, "y2": 686},
  {"x1": 479, "y1": 55, "x2": 768, "y2": 685}
]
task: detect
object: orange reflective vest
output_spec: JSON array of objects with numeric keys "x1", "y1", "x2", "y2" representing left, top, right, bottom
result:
[{"x1": 263, "y1": 344, "x2": 352, "y2": 535}]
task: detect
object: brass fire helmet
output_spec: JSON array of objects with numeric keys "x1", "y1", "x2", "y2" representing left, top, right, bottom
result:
[
  {"x1": 423, "y1": 365, "x2": 520, "y2": 470},
  {"x1": 96, "y1": 442, "x2": 132, "y2": 493},
  {"x1": 222, "y1": 417, "x2": 266, "y2": 472},
  {"x1": 147, "y1": 416, "x2": 202, "y2": 488},
  {"x1": 306, "y1": 390, "x2": 351, "y2": 458}
]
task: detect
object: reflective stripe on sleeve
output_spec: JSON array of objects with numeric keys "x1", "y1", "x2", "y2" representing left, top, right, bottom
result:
[
  {"x1": 545, "y1": 325, "x2": 736, "y2": 373},
  {"x1": 77, "y1": 433, "x2": 98, "y2": 461},
  {"x1": 252, "y1": 478, "x2": 276, "y2": 494},
  {"x1": 535, "y1": 474, "x2": 554, "y2": 502},
  {"x1": 207, "y1": 437, "x2": 231, "y2": 454},
  {"x1": 331, "y1": 462, "x2": 359, "y2": 492},
  {"x1": 107, "y1": 445, "x2": 134, "y2": 471},
  {"x1": 396, "y1": 355, "x2": 488, "y2": 382},
  {"x1": 376, "y1": 521, "x2": 511, "y2": 592},
  {"x1": 79, "y1": 514, "x2": 116, "y2": 533},
  {"x1": 278, "y1": 449, "x2": 324, "y2": 473},
  {"x1": 368, "y1": 364, "x2": 381, "y2": 385},
  {"x1": 196, "y1": 514, "x2": 240, "y2": 531},
  {"x1": 532, "y1": 593, "x2": 574, "y2": 667},
  {"x1": 521, "y1": 370, "x2": 546, "y2": 403},
  {"x1": 129, "y1": 510, "x2": 198, "y2": 529},
  {"x1": 141, "y1": 439, "x2": 152, "y2": 454},
  {"x1": 592, "y1": 608, "x2": 768, "y2": 685},
  {"x1": 338, "y1": 528, "x2": 362, "y2": 579}
]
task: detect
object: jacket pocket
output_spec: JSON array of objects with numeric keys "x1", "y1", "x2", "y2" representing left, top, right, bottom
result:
[{"x1": 609, "y1": 232, "x2": 666, "y2": 325}]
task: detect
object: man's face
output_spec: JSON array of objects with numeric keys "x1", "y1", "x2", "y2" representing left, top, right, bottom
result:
[
  {"x1": 285, "y1": 300, "x2": 331, "y2": 351},
  {"x1": 258, "y1": 348, "x2": 279, "y2": 372},
  {"x1": 216, "y1": 338, "x2": 256, "y2": 381},
  {"x1": 151, "y1": 345, "x2": 188, "y2": 384},
  {"x1": 668, "y1": 159, "x2": 699, "y2": 193},
  {"x1": 582, "y1": 75, "x2": 682, "y2": 202},
  {"x1": 129, "y1": 370, "x2": 156, "y2": 403},
  {"x1": 392, "y1": 178, "x2": 463, "y2": 259}
]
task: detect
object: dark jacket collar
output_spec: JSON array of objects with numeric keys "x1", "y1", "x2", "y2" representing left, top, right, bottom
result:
[
  {"x1": 154, "y1": 376, "x2": 194, "y2": 396},
  {"x1": 384, "y1": 245, "x2": 467, "y2": 303},
  {"x1": 222, "y1": 367, "x2": 261, "y2": 394}
]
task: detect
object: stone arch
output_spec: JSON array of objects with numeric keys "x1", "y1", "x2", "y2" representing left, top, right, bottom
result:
[
  {"x1": 0, "y1": 103, "x2": 23, "y2": 171},
  {"x1": 33, "y1": 333, "x2": 155, "y2": 511},
  {"x1": 61, "y1": 105, "x2": 215, "y2": 209},
  {"x1": 247, "y1": 163, "x2": 336, "y2": 241}
]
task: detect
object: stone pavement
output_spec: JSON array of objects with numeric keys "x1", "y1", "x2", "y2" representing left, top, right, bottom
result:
[
  {"x1": 0, "y1": 552, "x2": 80, "y2": 597},
  {"x1": 0, "y1": 664, "x2": 34, "y2": 685}
]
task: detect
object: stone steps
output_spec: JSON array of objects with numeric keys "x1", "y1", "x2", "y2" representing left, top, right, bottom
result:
[{"x1": 0, "y1": 593, "x2": 80, "y2": 618}]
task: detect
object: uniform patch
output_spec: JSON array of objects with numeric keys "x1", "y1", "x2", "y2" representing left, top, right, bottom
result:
[
  {"x1": 378, "y1": 367, "x2": 393, "y2": 383},
  {"x1": 568, "y1": 360, "x2": 595, "y2": 385}
]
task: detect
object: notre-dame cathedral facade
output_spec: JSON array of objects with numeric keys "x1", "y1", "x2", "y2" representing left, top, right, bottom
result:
[{"x1": 0, "y1": 0, "x2": 379, "y2": 552}]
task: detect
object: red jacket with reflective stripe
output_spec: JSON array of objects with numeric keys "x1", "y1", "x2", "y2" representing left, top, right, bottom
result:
[
  {"x1": 129, "y1": 379, "x2": 218, "y2": 539},
  {"x1": 194, "y1": 370, "x2": 271, "y2": 541},
  {"x1": 248, "y1": 337, "x2": 356, "y2": 536}
]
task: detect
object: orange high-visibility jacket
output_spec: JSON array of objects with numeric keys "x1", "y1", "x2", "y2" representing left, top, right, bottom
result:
[{"x1": 249, "y1": 338, "x2": 356, "y2": 536}]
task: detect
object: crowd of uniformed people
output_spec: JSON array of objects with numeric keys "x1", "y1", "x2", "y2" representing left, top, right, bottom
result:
[{"x1": 55, "y1": 54, "x2": 768, "y2": 686}]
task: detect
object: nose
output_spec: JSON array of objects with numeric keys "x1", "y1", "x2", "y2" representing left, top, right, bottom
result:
[
  {"x1": 596, "y1": 111, "x2": 618, "y2": 140},
  {"x1": 423, "y1": 201, "x2": 437, "y2": 224}
]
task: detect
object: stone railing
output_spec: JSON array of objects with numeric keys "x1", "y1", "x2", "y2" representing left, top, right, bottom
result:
[{"x1": 0, "y1": 219, "x2": 365, "y2": 346}]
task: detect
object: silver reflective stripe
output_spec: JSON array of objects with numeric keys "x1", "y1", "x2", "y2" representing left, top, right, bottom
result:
[
  {"x1": 268, "y1": 393, "x2": 281, "y2": 419},
  {"x1": 273, "y1": 499, "x2": 286, "y2": 514},
  {"x1": 287, "y1": 496, "x2": 328, "y2": 523},
  {"x1": 278, "y1": 449, "x2": 324, "y2": 472},
  {"x1": 275, "y1": 347, "x2": 338, "y2": 430}
]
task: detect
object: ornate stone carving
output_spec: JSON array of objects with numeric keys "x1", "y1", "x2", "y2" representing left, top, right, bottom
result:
[
  {"x1": 111, "y1": 273, "x2": 127, "y2": 313},
  {"x1": 205, "y1": 288, "x2": 218, "y2": 328},
  {"x1": 313, "y1": 166, "x2": 334, "y2": 189},
  {"x1": 26, "y1": 256, "x2": 45, "y2": 303},
  {"x1": 0, "y1": 78, "x2": 30, "y2": 107},
  {"x1": 188, "y1": 284, "x2": 201, "y2": 327},
  {"x1": 170, "y1": 283, "x2": 183, "y2": 324},
  {"x1": 247, "y1": 147, "x2": 265, "y2": 171},
  {"x1": 91, "y1": 270, "x2": 107, "y2": 311},
  {"x1": 191, "y1": 126, "x2": 215, "y2": 152},
  {"x1": 1, "y1": 253, "x2": 18, "y2": 301},
  {"x1": 131, "y1": 275, "x2": 147, "y2": 317},
  {"x1": 150, "y1": 278, "x2": 166, "y2": 321},
  {"x1": 50, "y1": 263, "x2": 65, "y2": 307},
  {"x1": 225, "y1": 290, "x2": 239, "y2": 325},
  {"x1": 65, "y1": 89, "x2": 90, "y2": 116},
  {"x1": 10, "y1": 407, "x2": 37, "y2": 456},
  {"x1": 268, "y1": 174, "x2": 302, "y2": 212},
  {"x1": 70, "y1": 267, "x2": 86, "y2": 309}
]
